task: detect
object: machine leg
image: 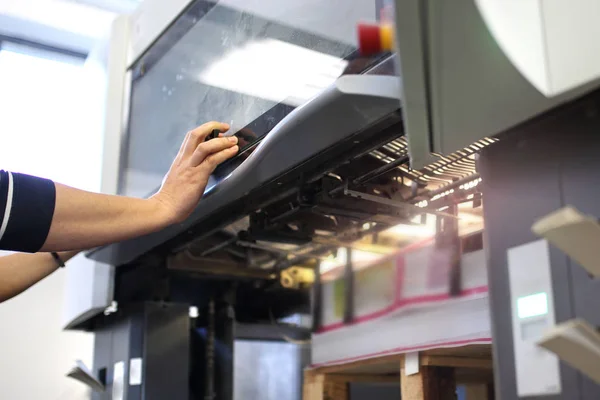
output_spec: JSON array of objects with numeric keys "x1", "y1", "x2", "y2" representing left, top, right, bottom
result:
[
  {"x1": 343, "y1": 247, "x2": 354, "y2": 324},
  {"x1": 205, "y1": 298, "x2": 216, "y2": 400},
  {"x1": 435, "y1": 202, "x2": 461, "y2": 297},
  {"x1": 312, "y1": 261, "x2": 323, "y2": 332},
  {"x1": 215, "y1": 298, "x2": 235, "y2": 400},
  {"x1": 400, "y1": 366, "x2": 456, "y2": 400},
  {"x1": 92, "y1": 302, "x2": 190, "y2": 400},
  {"x1": 447, "y1": 203, "x2": 461, "y2": 297}
]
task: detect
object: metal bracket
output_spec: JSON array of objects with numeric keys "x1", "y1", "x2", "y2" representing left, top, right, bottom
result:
[{"x1": 343, "y1": 187, "x2": 458, "y2": 219}]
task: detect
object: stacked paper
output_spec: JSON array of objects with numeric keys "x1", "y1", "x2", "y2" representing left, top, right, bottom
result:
[{"x1": 312, "y1": 244, "x2": 490, "y2": 366}]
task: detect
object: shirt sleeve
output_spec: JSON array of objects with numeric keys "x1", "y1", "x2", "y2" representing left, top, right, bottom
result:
[{"x1": 0, "y1": 170, "x2": 56, "y2": 252}]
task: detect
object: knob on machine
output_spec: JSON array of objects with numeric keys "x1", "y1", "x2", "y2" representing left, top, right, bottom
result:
[{"x1": 357, "y1": 22, "x2": 394, "y2": 56}]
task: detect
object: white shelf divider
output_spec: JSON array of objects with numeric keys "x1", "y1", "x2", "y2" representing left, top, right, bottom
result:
[
  {"x1": 538, "y1": 318, "x2": 600, "y2": 384},
  {"x1": 532, "y1": 206, "x2": 600, "y2": 277}
]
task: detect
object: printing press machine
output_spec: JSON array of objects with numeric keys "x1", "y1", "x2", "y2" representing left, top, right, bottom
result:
[{"x1": 62, "y1": 0, "x2": 600, "y2": 399}]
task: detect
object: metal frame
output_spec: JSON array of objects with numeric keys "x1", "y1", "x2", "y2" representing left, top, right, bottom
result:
[
  {"x1": 343, "y1": 247, "x2": 355, "y2": 324},
  {"x1": 0, "y1": 34, "x2": 87, "y2": 60},
  {"x1": 127, "y1": 0, "x2": 195, "y2": 68},
  {"x1": 63, "y1": 15, "x2": 132, "y2": 329},
  {"x1": 392, "y1": 0, "x2": 436, "y2": 170},
  {"x1": 481, "y1": 86, "x2": 600, "y2": 400},
  {"x1": 311, "y1": 261, "x2": 323, "y2": 333},
  {"x1": 343, "y1": 187, "x2": 458, "y2": 219},
  {"x1": 115, "y1": 68, "x2": 133, "y2": 195}
]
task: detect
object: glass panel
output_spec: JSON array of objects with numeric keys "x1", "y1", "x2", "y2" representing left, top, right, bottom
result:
[{"x1": 121, "y1": 0, "x2": 382, "y2": 197}]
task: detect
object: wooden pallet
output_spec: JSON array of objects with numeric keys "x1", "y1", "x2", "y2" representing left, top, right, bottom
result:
[{"x1": 303, "y1": 344, "x2": 494, "y2": 400}]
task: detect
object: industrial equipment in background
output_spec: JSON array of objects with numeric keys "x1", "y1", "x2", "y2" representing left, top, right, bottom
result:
[{"x1": 61, "y1": 0, "x2": 600, "y2": 399}]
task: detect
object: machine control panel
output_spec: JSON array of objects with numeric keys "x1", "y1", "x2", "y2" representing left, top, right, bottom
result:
[{"x1": 507, "y1": 240, "x2": 562, "y2": 397}]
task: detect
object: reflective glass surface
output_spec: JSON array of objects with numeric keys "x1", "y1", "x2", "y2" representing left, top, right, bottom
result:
[{"x1": 121, "y1": 0, "x2": 379, "y2": 197}]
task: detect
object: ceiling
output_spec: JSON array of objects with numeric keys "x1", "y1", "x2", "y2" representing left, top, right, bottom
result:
[
  {"x1": 64, "y1": 0, "x2": 140, "y2": 14},
  {"x1": 0, "y1": 0, "x2": 122, "y2": 53}
]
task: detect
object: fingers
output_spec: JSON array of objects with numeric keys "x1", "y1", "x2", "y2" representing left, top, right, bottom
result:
[
  {"x1": 182, "y1": 121, "x2": 230, "y2": 157},
  {"x1": 191, "y1": 136, "x2": 238, "y2": 166},
  {"x1": 173, "y1": 134, "x2": 190, "y2": 165},
  {"x1": 199, "y1": 146, "x2": 239, "y2": 171}
]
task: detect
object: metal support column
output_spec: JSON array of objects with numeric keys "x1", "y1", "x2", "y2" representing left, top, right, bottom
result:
[
  {"x1": 92, "y1": 302, "x2": 191, "y2": 400},
  {"x1": 343, "y1": 247, "x2": 355, "y2": 324}
]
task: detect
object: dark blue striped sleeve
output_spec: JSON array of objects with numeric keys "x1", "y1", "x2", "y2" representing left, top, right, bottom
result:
[{"x1": 0, "y1": 170, "x2": 56, "y2": 252}]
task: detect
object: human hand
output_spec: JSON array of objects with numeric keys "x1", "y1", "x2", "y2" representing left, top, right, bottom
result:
[
  {"x1": 150, "y1": 122, "x2": 239, "y2": 224},
  {"x1": 235, "y1": 127, "x2": 257, "y2": 149}
]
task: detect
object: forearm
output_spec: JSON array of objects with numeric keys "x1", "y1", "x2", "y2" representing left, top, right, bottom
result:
[
  {"x1": 0, "y1": 122, "x2": 237, "y2": 254},
  {"x1": 41, "y1": 183, "x2": 173, "y2": 252},
  {"x1": 0, "y1": 250, "x2": 78, "y2": 303}
]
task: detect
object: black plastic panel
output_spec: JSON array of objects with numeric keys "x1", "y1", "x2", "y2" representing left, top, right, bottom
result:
[
  {"x1": 89, "y1": 75, "x2": 402, "y2": 266},
  {"x1": 480, "y1": 88, "x2": 600, "y2": 400}
]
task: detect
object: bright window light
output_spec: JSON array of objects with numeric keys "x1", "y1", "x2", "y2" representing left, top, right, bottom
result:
[
  {"x1": 199, "y1": 38, "x2": 348, "y2": 106},
  {"x1": 0, "y1": 45, "x2": 102, "y2": 192},
  {"x1": 385, "y1": 214, "x2": 437, "y2": 238},
  {"x1": 0, "y1": 42, "x2": 104, "y2": 400},
  {"x1": 384, "y1": 211, "x2": 483, "y2": 239},
  {"x1": 319, "y1": 248, "x2": 384, "y2": 274},
  {"x1": 0, "y1": 0, "x2": 116, "y2": 39}
]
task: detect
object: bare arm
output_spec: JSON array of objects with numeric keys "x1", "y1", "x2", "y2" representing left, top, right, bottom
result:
[
  {"x1": 0, "y1": 121, "x2": 238, "y2": 253},
  {"x1": 42, "y1": 186, "x2": 174, "y2": 251},
  {"x1": 0, "y1": 251, "x2": 79, "y2": 303},
  {"x1": 41, "y1": 121, "x2": 238, "y2": 251}
]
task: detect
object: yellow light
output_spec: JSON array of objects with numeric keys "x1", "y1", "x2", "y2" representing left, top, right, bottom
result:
[
  {"x1": 319, "y1": 248, "x2": 384, "y2": 274},
  {"x1": 385, "y1": 215, "x2": 436, "y2": 238}
]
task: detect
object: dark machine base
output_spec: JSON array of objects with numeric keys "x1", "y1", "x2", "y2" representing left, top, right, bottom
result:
[
  {"x1": 92, "y1": 302, "x2": 192, "y2": 400},
  {"x1": 92, "y1": 301, "x2": 236, "y2": 400},
  {"x1": 91, "y1": 301, "x2": 309, "y2": 400},
  {"x1": 480, "y1": 88, "x2": 600, "y2": 399}
]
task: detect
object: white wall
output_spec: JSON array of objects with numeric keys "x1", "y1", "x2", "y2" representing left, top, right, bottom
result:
[
  {"x1": 0, "y1": 258, "x2": 95, "y2": 400},
  {"x1": 0, "y1": 4, "x2": 114, "y2": 398}
]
